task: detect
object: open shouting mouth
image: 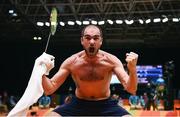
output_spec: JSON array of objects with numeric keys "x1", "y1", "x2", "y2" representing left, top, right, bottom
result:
[{"x1": 89, "y1": 47, "x2": 95, "y2": 53}]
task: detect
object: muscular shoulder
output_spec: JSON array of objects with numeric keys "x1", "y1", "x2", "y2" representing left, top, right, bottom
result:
[
  {"x1": 99, "y1": 50, "x2": 122, "y2": 65},
  {"x1": 61, "y1": 51, "x2": 83, "y2": 68}
]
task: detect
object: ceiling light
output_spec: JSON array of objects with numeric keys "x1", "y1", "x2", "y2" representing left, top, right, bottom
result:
[
  {"x1": 33, "y1": 37, "x2": 37, "y2": 40},
  {"x1": 172, "y1": 18, "x2": 179, "y2": 22},
  {"x1": 37, "y1": 22, "x2": 44, "y2": 26},
  {"x1": 83, "y1": 21, "x2": 90, "y2": 25},
  {"x1": 38, "y1": 37, "x2": 42, "y2": 40},
  {"x1": 67, "y1": 21, "x2": 75, "y2": 25},
  {"x1": 125, "y1": 20, "x2": 134, "y2": 25},
  {"x1": 139, "y1": 19, "x2": 144, "y2": 24},
  {"x1": 153, "y1": 18, "x2": 161, "y2": 23},
  {"x1": 12, "y1": 13, "x2": 17, "y2": 17},
  {"x1": 91, "y1": 20, "x2": 97, "y2": 25},
  {"x1": 162, "y1": 17, "x2": 168, "y2": 23},
  {"x1": 59, "y1": 21, "x2": 65, "y2": 26},
  {"x1": 98, "y1": 21, "x2": 105, "y2": 25},
  {"x1": 76, "y1": 20, "x2": 82, "y2": 25},
  {"x1": 145, "y1": 19, "x2": 151, "y2": 24},
  {"x1": 107, "y1": 19, "x2": 113, "y2": 25},
  {"x1": 115, "y1": 20, "x2": 123, "y2": 24},
  {"x1": 45, "y1": 22, "x2": 50, "y2": 26},
  {"x1": 9, "y1": 10, "x2": 14, "y2": 14}
]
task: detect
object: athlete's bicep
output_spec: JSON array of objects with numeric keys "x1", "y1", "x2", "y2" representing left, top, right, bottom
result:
[
  {"x1": 51, "y1": 67, "x2": 70, "y2": 86},
  {"x1": 49, "y1": 57, "x2": 74, "y2": 91}
]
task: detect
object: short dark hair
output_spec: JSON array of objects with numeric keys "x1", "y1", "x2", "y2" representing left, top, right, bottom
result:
[{"x1": 81, "y1": 25, "x2": 103, "y2": 38}]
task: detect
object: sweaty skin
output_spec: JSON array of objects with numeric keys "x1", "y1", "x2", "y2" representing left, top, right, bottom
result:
[
  {"x1": 43, "y1": 50, "x2": 136, "y2": 99},
  {"x1": 42, "y1": 25, "x2": 138, "y2": 116},
  {"x1": 63, "y1": 50, "x2": 127, "y2": 100}
]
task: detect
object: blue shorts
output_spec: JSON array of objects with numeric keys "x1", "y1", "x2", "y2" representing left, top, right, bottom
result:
[{"x1": 53, "y1": 96, "x2": 130, "y2": 116}]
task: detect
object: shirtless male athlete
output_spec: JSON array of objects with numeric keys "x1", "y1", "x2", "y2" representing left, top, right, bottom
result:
[{"x1": 40, "y1": 25, "x2": 138, "y2": 116}]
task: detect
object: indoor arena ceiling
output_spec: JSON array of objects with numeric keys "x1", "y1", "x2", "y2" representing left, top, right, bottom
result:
[{"x1": 0, "y1": 0, "x2": 180, "y2": 48}]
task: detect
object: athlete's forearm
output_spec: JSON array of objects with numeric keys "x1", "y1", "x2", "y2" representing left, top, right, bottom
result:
[
  {"x1": 42, "y1": 75, "x2": 56, "y2": 95},
  {"x1": 127, "y1": 68, "x2": 138, "y2": 95}
]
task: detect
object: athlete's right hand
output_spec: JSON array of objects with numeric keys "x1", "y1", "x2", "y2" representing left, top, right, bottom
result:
[{"x1": 35, "y1": 52, "x2": 55, "y2": 75}]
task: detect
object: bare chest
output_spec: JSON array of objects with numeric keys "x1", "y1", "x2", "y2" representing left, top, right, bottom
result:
[{"x1": 72, "y1": 60, "x2": 112, "y2": 82}]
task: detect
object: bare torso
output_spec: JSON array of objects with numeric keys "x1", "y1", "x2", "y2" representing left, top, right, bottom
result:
[{"x1": 69, "y1": 50, "x2": 114, "y2": 100}]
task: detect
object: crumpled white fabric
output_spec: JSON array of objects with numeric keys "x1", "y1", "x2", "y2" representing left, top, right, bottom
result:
[{"x1": 7, "y1": 53, "x2": 54, "y2": 117}]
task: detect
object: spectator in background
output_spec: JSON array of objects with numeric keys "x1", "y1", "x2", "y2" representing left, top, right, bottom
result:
[
  {"x1": 118, "y1": 97, "x2": 124, "y2": 107},
  {"x1": 9, "y1": 95, "x2": 18, "y2": 110},
  {"x1": 38, "y1": 95, "x2": 51, "y2": 109},
  {"x1": 0, "y1": 91, "x2": 9, "y2": 115},
  {"x1": 64, "y1": 95, "x2": 72, "y2": 104},
  {"x1": 111, "y1": 94, "x2": 123, "y2": 106},
  {"x1": 129, "y1": 94, "x2": 139, "y2": 110},
  {"x1": 146, "y1": 82, "x2": 158, "y2": 111},
  {"x1": 143, "y1": 92, "x2": 149, "y2": 110},
  {"x1": 139, "y1": 95, "x2": 145, "y2": 109},
  {"x1": 111, "y1": 94, "x2": 119, "y2": 102}
]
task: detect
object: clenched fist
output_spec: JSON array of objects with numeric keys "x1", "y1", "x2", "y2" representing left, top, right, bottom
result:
[
  {"x1": 35, "y1": 52, "x2": 55, "y2": 75},
  {"x1": 125, "y1": 52, "x2": 138, "y2": 72}
]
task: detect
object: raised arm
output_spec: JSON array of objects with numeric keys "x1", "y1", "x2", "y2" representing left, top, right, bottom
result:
[
  {"x1": 112, "y1": 52, "x2": 138, "y2": 95},
  {"x1": 42, "y1": 56, "x2": 75, "y2": 95}
]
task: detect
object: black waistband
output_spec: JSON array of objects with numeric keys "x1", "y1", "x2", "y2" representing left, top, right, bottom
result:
[{"x1": 73, "y1": 95, "x2": 112, "y2": 104}]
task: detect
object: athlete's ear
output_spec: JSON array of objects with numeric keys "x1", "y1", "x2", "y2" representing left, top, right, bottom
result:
[{"x1": 100, "y1": 41, "x2": 102, "y2": 46}]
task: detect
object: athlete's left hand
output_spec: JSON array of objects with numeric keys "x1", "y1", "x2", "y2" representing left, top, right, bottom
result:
[{"x1": 125, "y1": 52, "x2": 138, "y2": 72}]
